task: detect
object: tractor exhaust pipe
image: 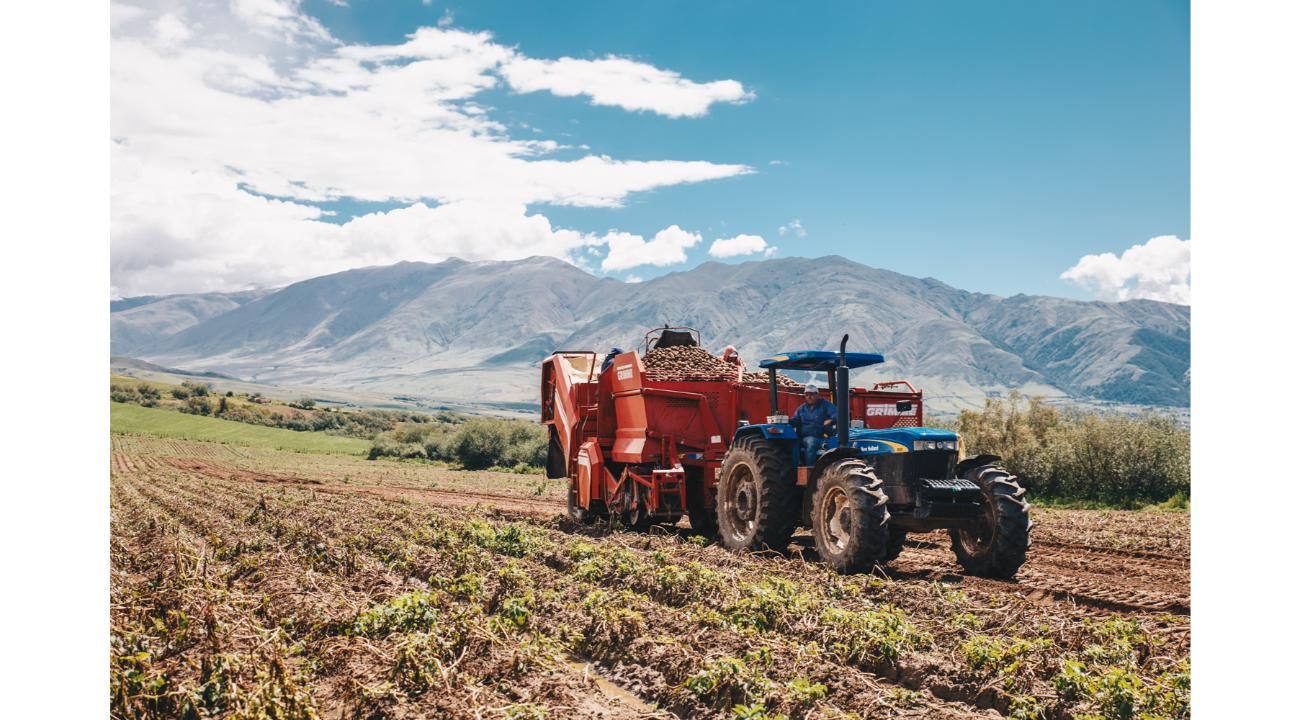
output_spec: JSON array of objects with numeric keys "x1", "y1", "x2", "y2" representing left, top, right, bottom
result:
[{"x1": 837, "y1": 334, "x2": 850, "y2": 448}]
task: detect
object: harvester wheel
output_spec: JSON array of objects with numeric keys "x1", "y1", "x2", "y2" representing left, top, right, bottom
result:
[
  {"x1": 567, "y1": 482, "x2": 601, "y2": 525},
  {"x1": 811, "y1": 460, "x2": 890, "y2": 574},
  {"x1": 715, "y1": 435, "x2": 798, "y2": 552},
  {"x1": 685, "y1": 468, "x2": 719, "y2": 538},
  {"x1": 881, "y1": 526, "x2": 908, "y2": 564},
  {"x1": 949, "y1": 464, "x2": 1032, "y2": 579}
]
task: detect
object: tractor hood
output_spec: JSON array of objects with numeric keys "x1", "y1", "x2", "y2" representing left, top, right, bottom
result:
[{"x1": 824, "y1": 426, "x2": 957, "y2": 453}]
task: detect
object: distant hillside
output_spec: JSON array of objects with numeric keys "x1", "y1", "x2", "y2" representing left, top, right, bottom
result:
[
  {"x1": 111, "y1": 289, "x2": 268, "y2": 356},
  {"x1": 112, "y1": 256, "x2": 1190, "y2": 412}
]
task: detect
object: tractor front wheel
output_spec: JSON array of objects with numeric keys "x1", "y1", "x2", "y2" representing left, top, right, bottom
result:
[
  {"x1": 811, "y1": 459, "x2": 891, "y2": 574},
  {"x1": 949, "y1": 464, "x2": 1032, "y2": 578},
  {"x1": 716, "y1": 436, "x2": 798, "y2": 551}
]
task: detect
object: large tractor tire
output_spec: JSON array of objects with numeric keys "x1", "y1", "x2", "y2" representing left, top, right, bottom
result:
[
  {"x1": 811, "y1": 459, "x2": 891, "y2": 574},
  {"x1": 949, "y1": 464, "x2": 1032, "y2": 579},
  {"x1": 715, "y1": 435, "x2": 798, "y2": 552},
  {"x1": 685, "y1": 467, "x2": 719, "y2": 538}
]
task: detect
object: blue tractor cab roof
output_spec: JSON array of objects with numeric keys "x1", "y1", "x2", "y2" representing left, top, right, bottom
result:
[{"x1": 758, "y1": 350, "x2": 885, "y2": 372}]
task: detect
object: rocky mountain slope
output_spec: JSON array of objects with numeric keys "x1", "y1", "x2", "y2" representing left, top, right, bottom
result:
[{"x1": 112, "y1": 256, "x2": 1190, "y2": 412}]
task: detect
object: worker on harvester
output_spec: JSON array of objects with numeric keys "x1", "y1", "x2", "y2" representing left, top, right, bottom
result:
[{"x1": 791, "y1": 383, "x2": 836, "y2": 466}]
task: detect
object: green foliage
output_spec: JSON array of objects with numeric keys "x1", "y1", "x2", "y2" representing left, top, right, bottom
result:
[
  {"x1": 460, "y1": 520, "x2": 537, "y2": 558},
  {"x1": 367, "y1": 415, "x2": 545, "y2": 471},
  {"x1": 450, "y1": 417, "x2": 547, "y2": 470},
  {"x1": 960, "y1": 635, "x2": 1055, "y2": 676},
  {"x1": 818, "y1": 605, "x2": 930, "y2": 664},
  {"x1": 503, "y1": 704, "x2": 549, "y2": 720},
  {"x1": 685, "y1": 648, "x2": 775, "y2": 708},
  {"x1": 578, "y1": 589, "x2": 646, "y2": 652},
  {"x1": 723, "y1": 578, "x2": 815, "y2": 633},
  {"x1": 785, "y1": 676, "x2": 828, "y2": 705},
  {"x1": 954, "y1": 392, "x2": 1190, "y2": 506},
  {"x1": 731, "y1": 702, "x2": 788, "y2": 720},
  {"x1": 1081, "y1": 617, "x2": 1160, "y2": 666},
  {"x1": 1054, "y1": 660, "x2": 1189, "y2": 720},
  {"x1": 351, "y1": 590, "x2": 443, "y2": 637},
  {"x1": 111, "y1": 403, "x2": 371, "y2": 454},
  {"x1": 111, "y1": 375, "x2": 442, "y2": 439}
]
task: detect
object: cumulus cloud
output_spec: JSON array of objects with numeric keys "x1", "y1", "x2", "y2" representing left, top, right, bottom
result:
[
  {"x1": 500, "y1": 56, "x2": 753, "y2": 118},
  {"x1": 602, "y1": 226, "x2": 701, "y2": 271},
  {"x1": 1060, "y1": 235, "x2": 1190, "y2": 304},
  {"x1": 110, "y1": 1, "x2": 754, "y2": 295},
  {"x1": 708, "y1": 234, "x2": 773, "y2": 258},
  {"x1": 777, "y1": 219, "x2": 805, "y2": 237}
]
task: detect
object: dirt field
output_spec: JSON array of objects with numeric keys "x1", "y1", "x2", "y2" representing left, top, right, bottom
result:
[{"x1": 111, "y1": 433, "x2": 1189, "y2": 719}]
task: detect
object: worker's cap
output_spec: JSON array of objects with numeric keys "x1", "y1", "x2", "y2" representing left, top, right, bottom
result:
[{"x1": 804, "y1": 383, "x2": 820, "y2": 395}]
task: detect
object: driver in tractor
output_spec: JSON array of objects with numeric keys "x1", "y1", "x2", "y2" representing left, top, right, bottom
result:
[{"x1": 791, "y1": 383, "x2": 836, "y2": 466}]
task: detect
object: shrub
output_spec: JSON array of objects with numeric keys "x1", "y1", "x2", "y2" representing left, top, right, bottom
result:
[
  {"x1": 451, "y1": 418, "x2": 546, "y2": 470},
  {"x1": 954, "y1": 393, "x2": 1189, "y2": 506}
]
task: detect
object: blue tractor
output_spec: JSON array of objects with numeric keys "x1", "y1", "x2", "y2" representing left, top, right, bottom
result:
[{"x1": 714, "y1": 335, "x2": 1032, "y2": 577}]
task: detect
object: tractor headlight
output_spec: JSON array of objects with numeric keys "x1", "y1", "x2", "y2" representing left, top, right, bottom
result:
[{"x1": 914, "y1": 439, "x2": 958, "y2": 451}]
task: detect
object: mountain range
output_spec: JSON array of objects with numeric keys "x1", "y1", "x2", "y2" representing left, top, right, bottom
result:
[{"x1": 110, "y1": 256, "x2": 1190, "y2": 413}]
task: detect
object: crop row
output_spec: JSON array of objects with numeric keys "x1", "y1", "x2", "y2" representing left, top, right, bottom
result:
[{"x1": 111, "y1": 461, "x2": 1188, "y2": 719}]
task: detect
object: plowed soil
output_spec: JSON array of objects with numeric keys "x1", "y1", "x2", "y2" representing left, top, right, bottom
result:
[{"x1": 110, "y1": 433, "x2": 1189, "y2": 719}]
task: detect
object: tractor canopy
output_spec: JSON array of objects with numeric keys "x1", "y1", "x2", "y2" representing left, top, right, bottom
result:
[{"x1": 758, "y1": 350, "x2": 885, "y2": 371}]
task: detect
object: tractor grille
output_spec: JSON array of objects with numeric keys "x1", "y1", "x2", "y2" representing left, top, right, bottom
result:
[{"x1": 871, "y1": 451, "x2": 957, "y2": 487}]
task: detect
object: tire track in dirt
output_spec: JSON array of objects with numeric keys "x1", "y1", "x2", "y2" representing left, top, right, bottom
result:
[
  {"x1": 895, "y1": 538, "x2": 1188, "y2": 616},
  {"x1": 158, "y1": 455, "x2": 567, "y2": 516}
]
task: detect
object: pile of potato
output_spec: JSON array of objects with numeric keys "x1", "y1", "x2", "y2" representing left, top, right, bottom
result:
[{"x1": 642, "y1": 345, "x2": 802, "y2": 387}]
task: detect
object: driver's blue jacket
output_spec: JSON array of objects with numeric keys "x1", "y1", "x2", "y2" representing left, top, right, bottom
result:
[{"x1": 791, "y1": 398, "x2": 836, "y2": 438}]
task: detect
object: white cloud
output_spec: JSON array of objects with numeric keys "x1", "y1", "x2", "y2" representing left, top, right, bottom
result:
[
  {"x1": 777, "y1": 219, "x2": 805, "y2": 237},
  {"x1": 500, "y1": 55, "x2": 753, "y2": 118},
  {"x1": 230, "y1": 0, "x2": 331, "y2": 42},
  {"x1": 110, "y1": 1, "x2": 754, "y2": 295},
  {"x1": 708, "y1": 234, "x2": 771, "y2": 258},
  {"x1": 624, "y1": 275, "x2": 643, "y2": 284},
  {"x1": 1060, "y1": 235, "x2": 1190, "y2": 304},
  {"x1": 602, "y1": 225, "x2": 701, "y2": 271},
  {"x1": 437, "y1": 9, "x2": 454, "y2": 28},
  {"x1": 151, "y1": 12, "x2": 191, "y2": 46}
]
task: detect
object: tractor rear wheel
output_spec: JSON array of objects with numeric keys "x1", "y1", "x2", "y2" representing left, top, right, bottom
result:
[
  {"x1": 949, "y1": 464, "x2": 1032, "y2": 579},
  {"x1": 685, "y1": 467, "x2": 719, "y2": 538},
  {"x1": 812, "y1": 459, "x2": 891, "y2": 574},
  {"x1": 715, "y1": 435, "x2": 798, "y2": 551}
]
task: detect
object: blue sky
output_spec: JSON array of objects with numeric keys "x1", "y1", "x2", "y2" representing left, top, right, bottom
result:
[
  {"x1": 110, "y1": 0, "x2": 1188, "y2": 301},
  {"x1": 305, "y1": 0, "x2": 1189, "y2": 299}
]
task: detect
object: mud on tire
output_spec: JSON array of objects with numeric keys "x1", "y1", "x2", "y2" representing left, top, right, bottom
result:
[
  {"x1": 949, "y1": 464, "x2": 1032, "y2": 579},
  {"x1": 881, "y1": 526, "x2": 908, "y2": 564},
  {"x1": 715, "y1": 435, "x2": 798, "y2": 551},
  {"x1": 812, "y1": 459, "x2": 891, "y2": 574}
]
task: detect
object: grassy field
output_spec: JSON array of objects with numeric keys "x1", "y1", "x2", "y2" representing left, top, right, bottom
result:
[{"x1": 110, "y1": 402, "x2": 371, "y2": 455}]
